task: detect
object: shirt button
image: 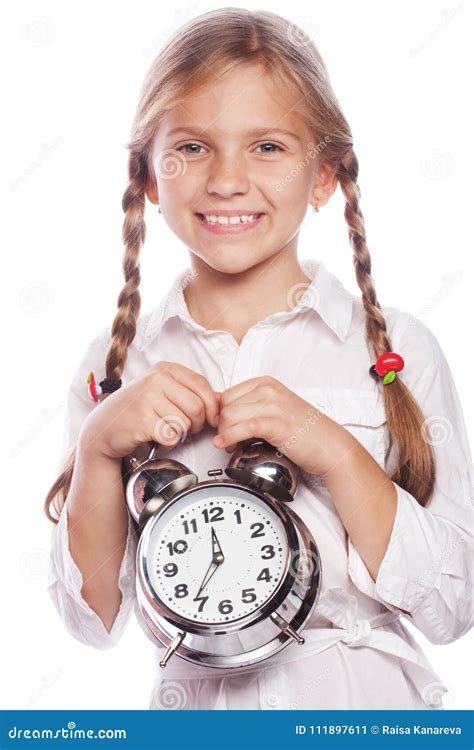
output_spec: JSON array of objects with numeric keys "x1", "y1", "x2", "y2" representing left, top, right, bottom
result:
[{"x1": 266, "y1": 693, "x2": 279, "y2": 707}]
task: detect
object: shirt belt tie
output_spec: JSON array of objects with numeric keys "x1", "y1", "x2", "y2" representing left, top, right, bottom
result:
[
  {"x1": 292, "y1": 587, "x2": 448, "y2": 709},
  {"x1": 150, "y1": 587, "x2": 447, "y2": 709},
  {"x1": 340, "y1": 617, "x2": 374, "y2": 648}
]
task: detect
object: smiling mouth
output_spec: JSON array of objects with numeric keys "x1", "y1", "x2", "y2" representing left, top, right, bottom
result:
[
  {"x1": 194, "y1": 213, "x2": 266, "y2": 233},
  {"x1": 196, "y1": 212, "x2": 264, "y2": 224}
]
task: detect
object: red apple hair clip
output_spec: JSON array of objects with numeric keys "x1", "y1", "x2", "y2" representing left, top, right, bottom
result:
[
  {"x1": 87, "y1": 372, "x2": 122, "y2": 402},
  {"x1": 369, "y1": 352, "x2": 404, "y2": 384}
]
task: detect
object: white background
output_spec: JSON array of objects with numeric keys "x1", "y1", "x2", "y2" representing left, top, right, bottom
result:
[{"x1": 2, "y1": 0, "x2": 472, "y2": 710}]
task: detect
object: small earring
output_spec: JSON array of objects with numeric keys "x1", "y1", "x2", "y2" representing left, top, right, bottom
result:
[
  {"x1": 157, "y1": 203, "x2": 162, "y2": 214},
  {"x1": 312, "y1": 199, "x2": 320, "y2": 213}
]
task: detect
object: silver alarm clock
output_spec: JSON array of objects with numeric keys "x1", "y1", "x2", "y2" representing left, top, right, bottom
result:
[{"x1": 123, "y1": 438, "x2": 322, "y2": 670}]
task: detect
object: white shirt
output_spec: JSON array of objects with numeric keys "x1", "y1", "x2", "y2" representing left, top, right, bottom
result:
[{"x1": 47, "y1": 258, "x2": 474, "y2": 710}]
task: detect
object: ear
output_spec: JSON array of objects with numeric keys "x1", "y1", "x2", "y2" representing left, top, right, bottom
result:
[
  {"x1": 144, "y1": 175, "x2": 159, "y2": 205},
  {"x1": 310, "y1": 163, "x2": 338, "y2": 208}
]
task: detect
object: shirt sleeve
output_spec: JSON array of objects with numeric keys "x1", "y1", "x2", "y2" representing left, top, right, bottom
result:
[
  {"x1": 347, "y1": 313, "x2": 474, "y2": 645},
  {"x1": 46, "y1": 328, "x2": 138, "y2": 650}
]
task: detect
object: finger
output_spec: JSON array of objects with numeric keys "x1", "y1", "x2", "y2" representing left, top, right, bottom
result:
[
  {"x1": 219, "y1": 379, "x2": 263, "y2": 407},
  {"x1": 169, "y1": 364, "x2": 221, "y2": 427},
  {"x1": 152, "y1": 405, "x2": 189, "y2": 447},
  {"x1": 213, "y1": 417, "x2": 273, "y2": 450},
  {"x1": 161, "y1": 378, "x2": 207, "y2": 434},
  {"x1": 217, "y1": 400, "x2": 261, "y2": 432}
]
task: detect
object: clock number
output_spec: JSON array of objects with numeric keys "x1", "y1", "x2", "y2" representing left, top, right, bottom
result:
[
  {"x1": 261, "y1": 544, "x2": 275, "y2": 559},
  {"x1": 241, "y1": 588, "x2": 257, "y2": 603},
  {"x1": 250, "y1": 522, "x2": 265, "y2": 538},
  {"x1": 218, "y1": 599, "x2": 233, "y2": 615},
  {"x1": 202, "y1": 506, "x2": 224, "y2": 523},
  {"x1": 194, "y1": 595, "x2": 209, "y2": 613},
  {"x1": 234, "y1": 509, "x2": 242, "y2": 525},
  {"x1": 163, "y1": 563, "x2": 178, "y2": 577},
  {"x1": 166, "y1": 539, "x2": 188, "y2": 556},
  {"x1": 257, "y1": 567, "x2": 271, "y2": 582},
  {"x1": 174, "y1": 583, "x2": 189, "y2": 598},
  {"x1": 182, "y1": 518, "x2": 198, "y2": 535}
]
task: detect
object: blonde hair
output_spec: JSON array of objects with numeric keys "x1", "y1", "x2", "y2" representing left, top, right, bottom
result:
[{"x1": 44, "y1": 7, "x2": 435, "y2": 522}]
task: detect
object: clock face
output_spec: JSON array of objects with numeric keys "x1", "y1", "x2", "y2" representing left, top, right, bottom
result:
[{"x1": 141, "y1": 485, "x2": 290, "y2": 625}]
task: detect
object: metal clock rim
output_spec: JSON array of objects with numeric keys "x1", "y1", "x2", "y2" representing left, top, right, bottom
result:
[
  {"x1": 136, "y1": 479, "x2": 301, "y2": 636},
  {"x1": 138, "y1": 509, "x2": 322, "y2": 669}
]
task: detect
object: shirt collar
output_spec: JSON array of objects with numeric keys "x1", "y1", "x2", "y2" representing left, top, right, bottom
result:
[{"x1": 137, "y1": 258, "x2": 353, "y2": 351}]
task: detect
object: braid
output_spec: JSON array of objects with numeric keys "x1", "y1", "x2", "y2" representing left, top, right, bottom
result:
[
  {"x1": 101, "y1": 152, "x2": 147, "y2": 389},
  {"x1": 337, "y1": 149, "x2": 436, "y2": 506},
  {"x1": 44, "y1": 151, "x2": 148, "y2": 522}
]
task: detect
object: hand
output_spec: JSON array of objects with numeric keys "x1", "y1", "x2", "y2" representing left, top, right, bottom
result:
[
  {"x1": 213, "y1": 376, "x2": 348, "y2": 476},
  {"x1": 79, "y1": 361, "x2": 220, "y2": 461}
]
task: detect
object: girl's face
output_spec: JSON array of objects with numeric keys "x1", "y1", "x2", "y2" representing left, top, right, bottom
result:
[{"x1": 147, "y1": 63, "x2": 337, "y2": 275}]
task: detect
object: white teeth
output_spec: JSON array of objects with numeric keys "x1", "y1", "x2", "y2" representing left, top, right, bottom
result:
[{"x1": 200, "y1": 214, "x2": 260, "y2": 225}]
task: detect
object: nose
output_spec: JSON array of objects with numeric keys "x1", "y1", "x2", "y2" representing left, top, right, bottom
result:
[{"x1": 206, "y1": 152, "x2": 250, "y2": 198}]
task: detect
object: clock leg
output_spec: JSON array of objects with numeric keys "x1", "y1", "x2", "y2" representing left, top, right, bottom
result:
[
  {"x1": 270, "y1": 612, "x2": 305, "y2": 644},
  {"x1": 159, "y1": 631, "x2": 186, "y2": 668}
]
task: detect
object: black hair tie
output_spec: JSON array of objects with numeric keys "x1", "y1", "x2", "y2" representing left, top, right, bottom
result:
[{"x1": 86, "y1": 372, "x2": 122, "y2": 402}]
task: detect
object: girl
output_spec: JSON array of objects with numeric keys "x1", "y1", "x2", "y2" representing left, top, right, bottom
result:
[{"x1": 45, "y1": 8, "x2": 473, "y2": 710}]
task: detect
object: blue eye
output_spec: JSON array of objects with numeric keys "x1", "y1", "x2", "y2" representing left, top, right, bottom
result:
[
  {"x1": 256, "y1": 143, "x2": 283, "y2": 154},
  {"x1": 177, "y1": 143, "x2": 205, "y2": 154},
  {"x1": 176, "y1": 142, "x2": 284, "y2": 155}
]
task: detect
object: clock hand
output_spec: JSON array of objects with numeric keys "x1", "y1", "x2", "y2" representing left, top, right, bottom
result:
[
  {"x1": 193, "y1": 558, "x2": 216, "y2": 601},
  {"x1": 196, "y1": 551, "x2": 225, "y2": 596},
  {"x1": 198, "y1": 530, "x2": 226, "y2": 594},
  {"x1": 199, "y1": 561, "x2": 220, "y2": 593},
  {"x1": 193, "y1": 527, "x2": 221, "y2": 600},
  {"x1": 193, "y1": 528, "x2": 225, "y2": 600},
  {"x1": 211, "y1": 527, "x2": 225, "y2": 562}
]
